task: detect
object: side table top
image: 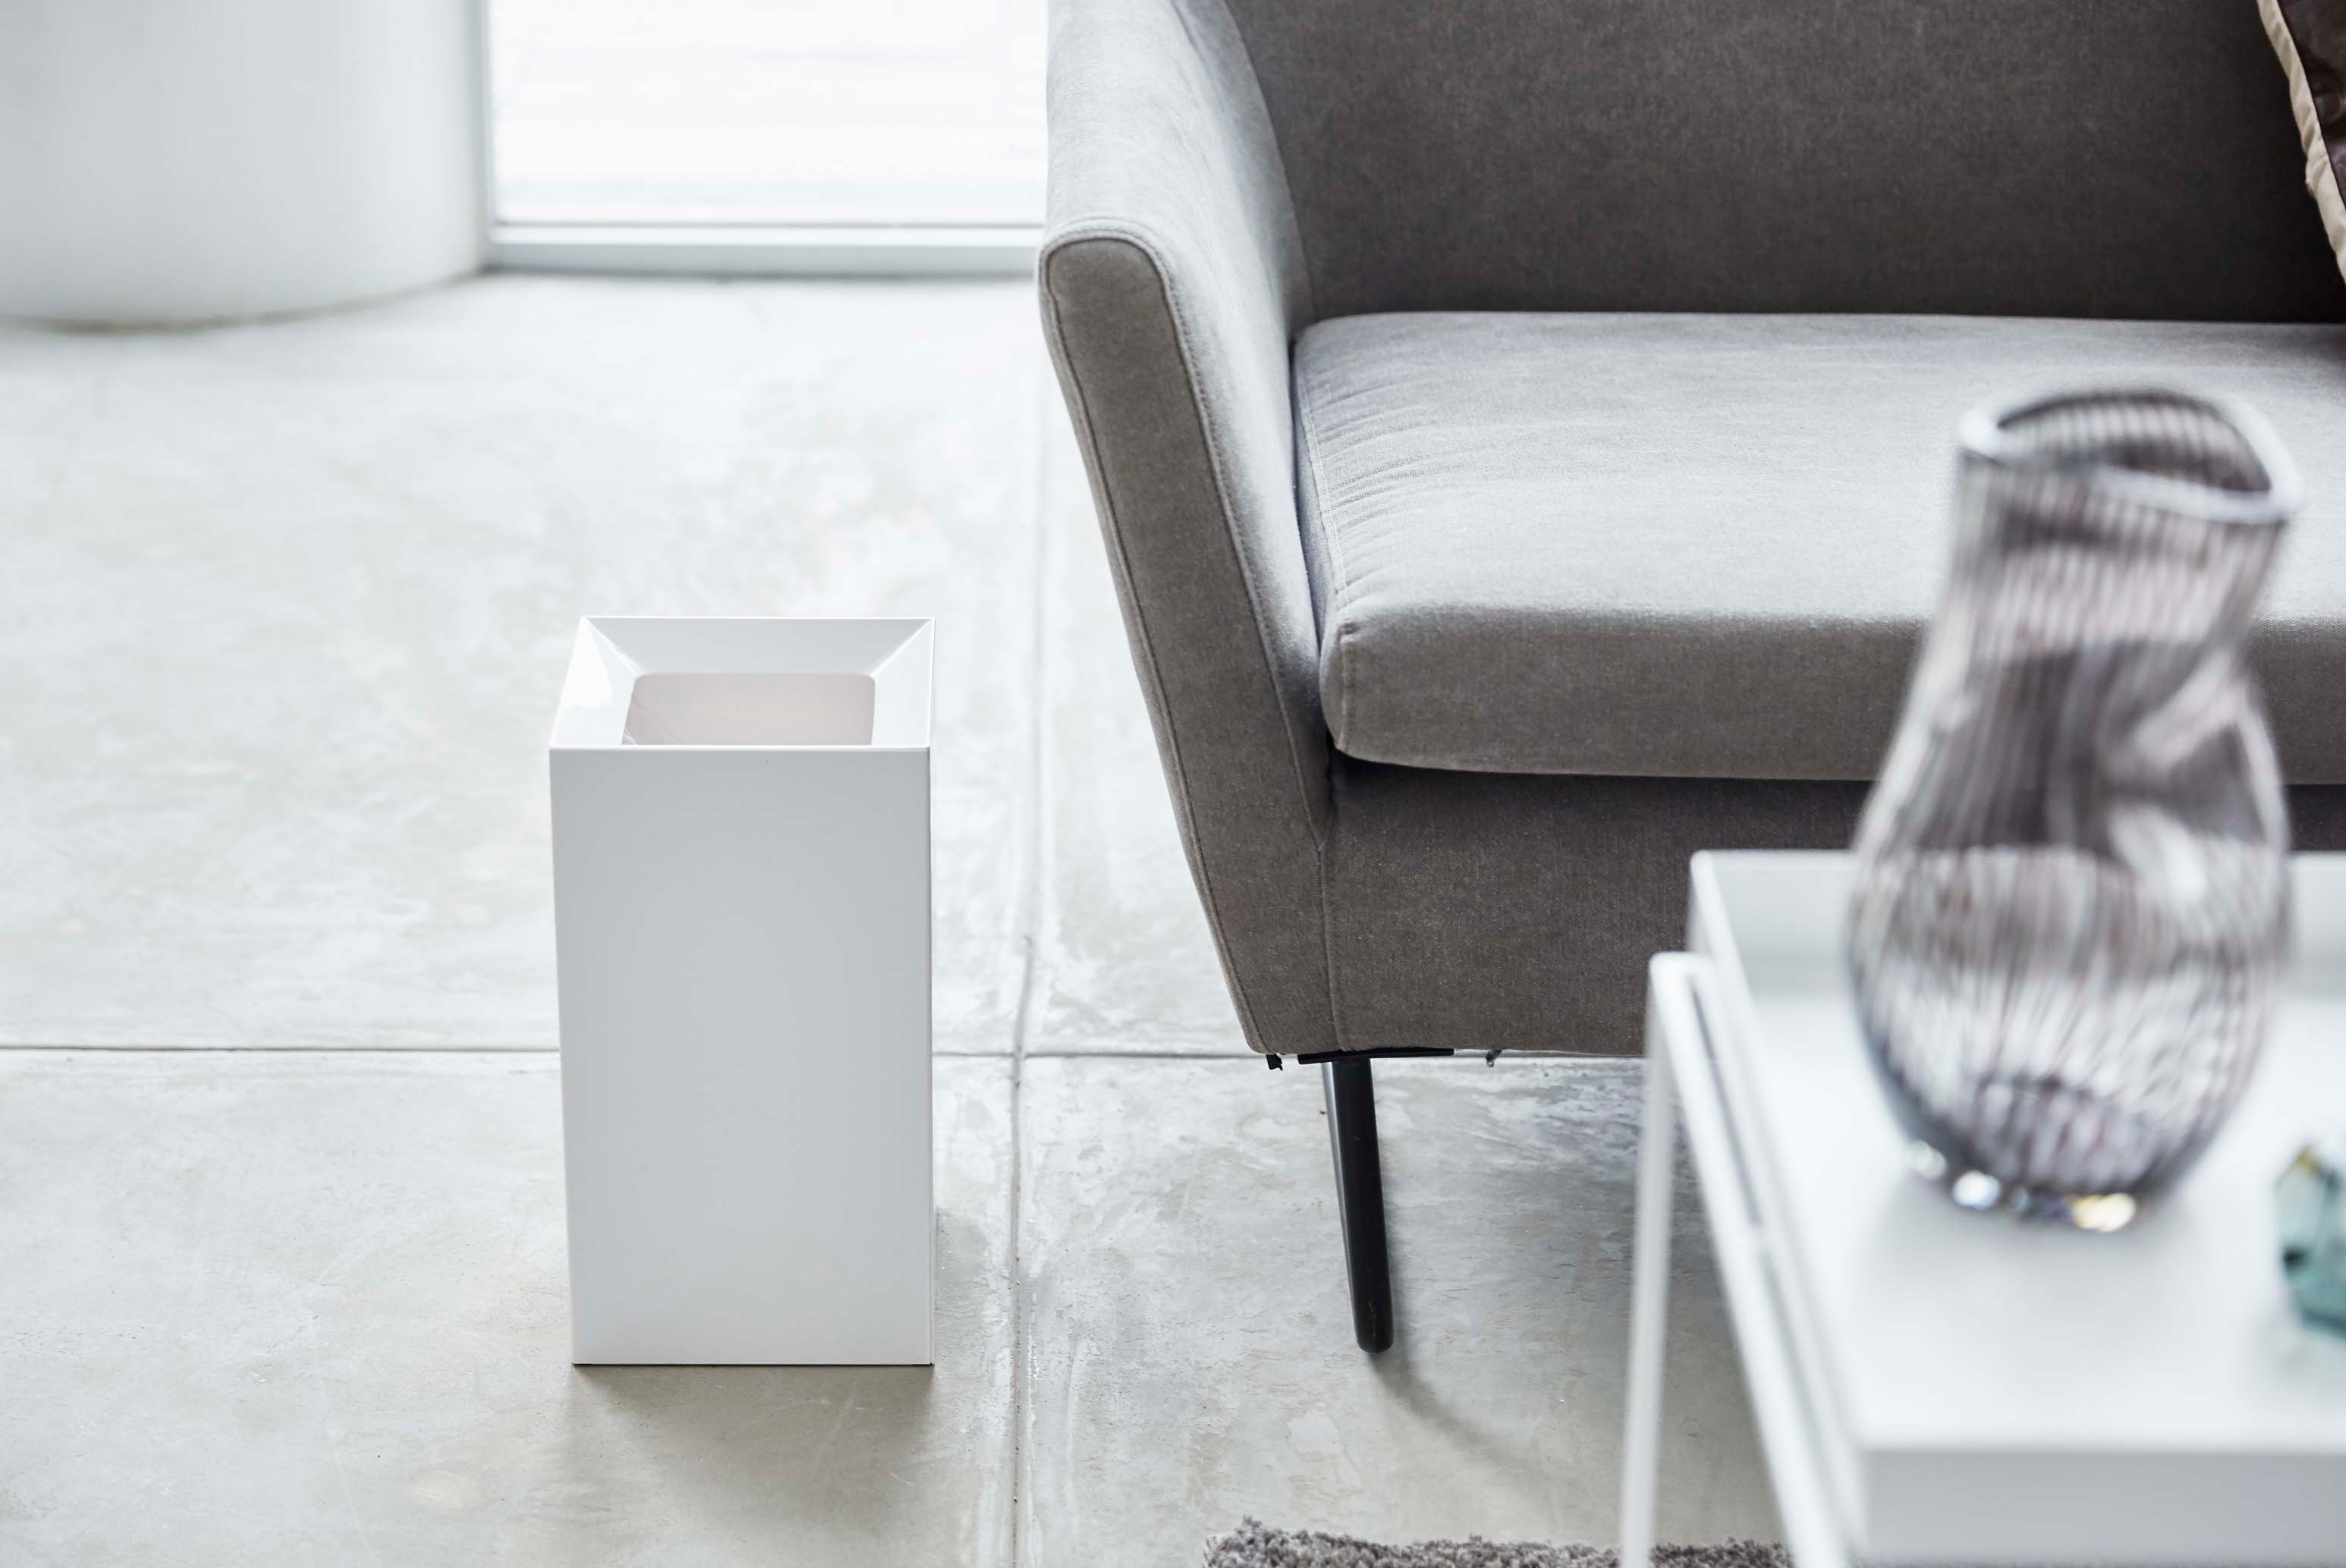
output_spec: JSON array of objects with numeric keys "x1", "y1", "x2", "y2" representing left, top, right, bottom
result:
[{"x1": 1686, "y1": 850, "x2": 2346, "y2": 1563}]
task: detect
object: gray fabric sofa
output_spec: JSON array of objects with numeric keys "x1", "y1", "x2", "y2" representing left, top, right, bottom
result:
[{"x1": 1037, "y1": 0, "x2": 2346, "y2": 1348}]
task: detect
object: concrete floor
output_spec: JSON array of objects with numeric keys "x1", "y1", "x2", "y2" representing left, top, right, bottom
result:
[{"x1": 0, "y1": 277, "x2": 1773, "y2": 1566}]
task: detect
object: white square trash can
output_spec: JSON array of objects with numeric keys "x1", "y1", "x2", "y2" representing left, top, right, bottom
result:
[{"x1": 549, "y1": 617, "x2": 933, "y2": 1365}]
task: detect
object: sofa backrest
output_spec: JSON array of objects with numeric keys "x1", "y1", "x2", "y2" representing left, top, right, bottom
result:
[{"x1": 1219, "y1": 0, "x2": 2343, "y2": 322}]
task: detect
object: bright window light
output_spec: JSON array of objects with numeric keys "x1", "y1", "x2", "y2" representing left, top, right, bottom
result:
[{"x1": 490, "y1": 0, "x2": 1045, "y2": 228}]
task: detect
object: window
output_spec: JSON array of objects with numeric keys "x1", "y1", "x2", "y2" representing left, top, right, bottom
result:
[{"x1": 489, "y1": 0, "x2": 1044, "y2": 261}]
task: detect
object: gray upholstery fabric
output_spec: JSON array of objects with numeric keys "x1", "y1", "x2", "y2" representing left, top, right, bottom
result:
[
  {"x1": 1326, "y1": 775, "x2": 2346, "y2": 1057},
  {"x1": 1041, "y1": 0, "x2": 2346, "y2": 1059},
  {"x1": 1219, "y1": 0, "x2": 2344, "y2": 321},
  {"x1": 1299, "y1": 313, "x2": 2346, "y2": 782},
  {"x1": 1038, "y1": 0, "x2": 1338, "y2": 1055},
  {"x1": 1326, "y1": 765, "x2": 1864, "y2": 1054}
]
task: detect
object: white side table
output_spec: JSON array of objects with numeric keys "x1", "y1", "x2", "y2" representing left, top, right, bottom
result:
[
  {"x1": 550, "y1": 617, "x2": 934, "y2": 1365},
  {"x1": 1623, "y1": 852, "x2": 2346, "y2": 1568}
]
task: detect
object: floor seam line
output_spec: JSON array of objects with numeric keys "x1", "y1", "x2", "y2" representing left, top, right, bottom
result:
[
  {"x1": 1002, "y1": 354, "x2": 1055, "y2": 1568},
  {"x1": 0, "y1": 1045, "x2": 568, "y2": 1057},
  {"x1": 0, "y1": 1043, "x2": 563, "y2": 1054},
  {"x1": 0, "y1": 1045, "x2": 1639, "y2": 1061}
]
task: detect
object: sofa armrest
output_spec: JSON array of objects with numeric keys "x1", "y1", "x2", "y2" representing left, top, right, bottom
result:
[{"x1": 1038, "y1": 0, "x2": 1338, "y2": 1054}]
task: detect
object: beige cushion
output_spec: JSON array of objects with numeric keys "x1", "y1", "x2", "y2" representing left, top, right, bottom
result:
[{"x1": 2262, "y1": 0, "x2": 2346, "y2": 288}]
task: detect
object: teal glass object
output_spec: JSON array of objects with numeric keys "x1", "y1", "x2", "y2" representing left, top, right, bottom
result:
[{"x1": 2276, "y1": 1139, "x2": 2346, "y2": 1333}]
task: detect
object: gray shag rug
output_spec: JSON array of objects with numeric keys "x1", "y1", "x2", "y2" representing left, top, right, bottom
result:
[{"x1": 1204, "y1": 1522, "x2": 1791, "y2": 1568}]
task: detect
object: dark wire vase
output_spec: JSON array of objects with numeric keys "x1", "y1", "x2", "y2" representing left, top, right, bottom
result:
[{"x1": 1847, "y1": 390, "x2": 2298, "y2": 1231}]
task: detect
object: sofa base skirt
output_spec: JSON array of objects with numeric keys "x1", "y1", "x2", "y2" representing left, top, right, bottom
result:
[{"x1": 1317, "y1": 761, "x2": 2346, "y2": 1057}]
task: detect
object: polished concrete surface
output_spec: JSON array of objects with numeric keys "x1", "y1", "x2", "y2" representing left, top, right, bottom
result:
[{"x1": 0, "y1": 278, "x2": 1771, "y2": 1564}]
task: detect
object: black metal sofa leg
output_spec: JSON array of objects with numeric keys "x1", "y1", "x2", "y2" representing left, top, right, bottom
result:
[{"x1": 1322, "y1": 1057, "x2": 1395, "y2": 1353}]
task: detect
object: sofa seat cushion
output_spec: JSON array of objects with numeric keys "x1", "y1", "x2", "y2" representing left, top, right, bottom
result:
[{"x1": 1294, "y1": 313, "x2": 2346, "y2": 781}]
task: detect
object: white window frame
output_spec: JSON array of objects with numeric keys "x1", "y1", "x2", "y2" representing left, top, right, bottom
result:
[{"x1": 467, "y1": 0, "x2": 1042, "y2": 279}]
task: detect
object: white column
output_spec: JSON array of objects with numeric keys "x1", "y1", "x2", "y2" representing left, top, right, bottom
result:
[{"x1": 0, "y1": 0, "x2": 483, "y2": 325}]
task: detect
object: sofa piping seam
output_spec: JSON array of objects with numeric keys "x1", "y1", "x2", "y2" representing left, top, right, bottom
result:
[
  {"x1": 1038, "y1": 237, "x2": 1291, "y2": 1054},
  {"x1": 1051, "y1": 217, "x2": 1329, "y2": 853},
  {"x1": 1294, "y1": 349, "x2": 1352, "y2": 753},
  {"x1": 1292, "y1": 347, "x2": 1353, "y2": 1047}
]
